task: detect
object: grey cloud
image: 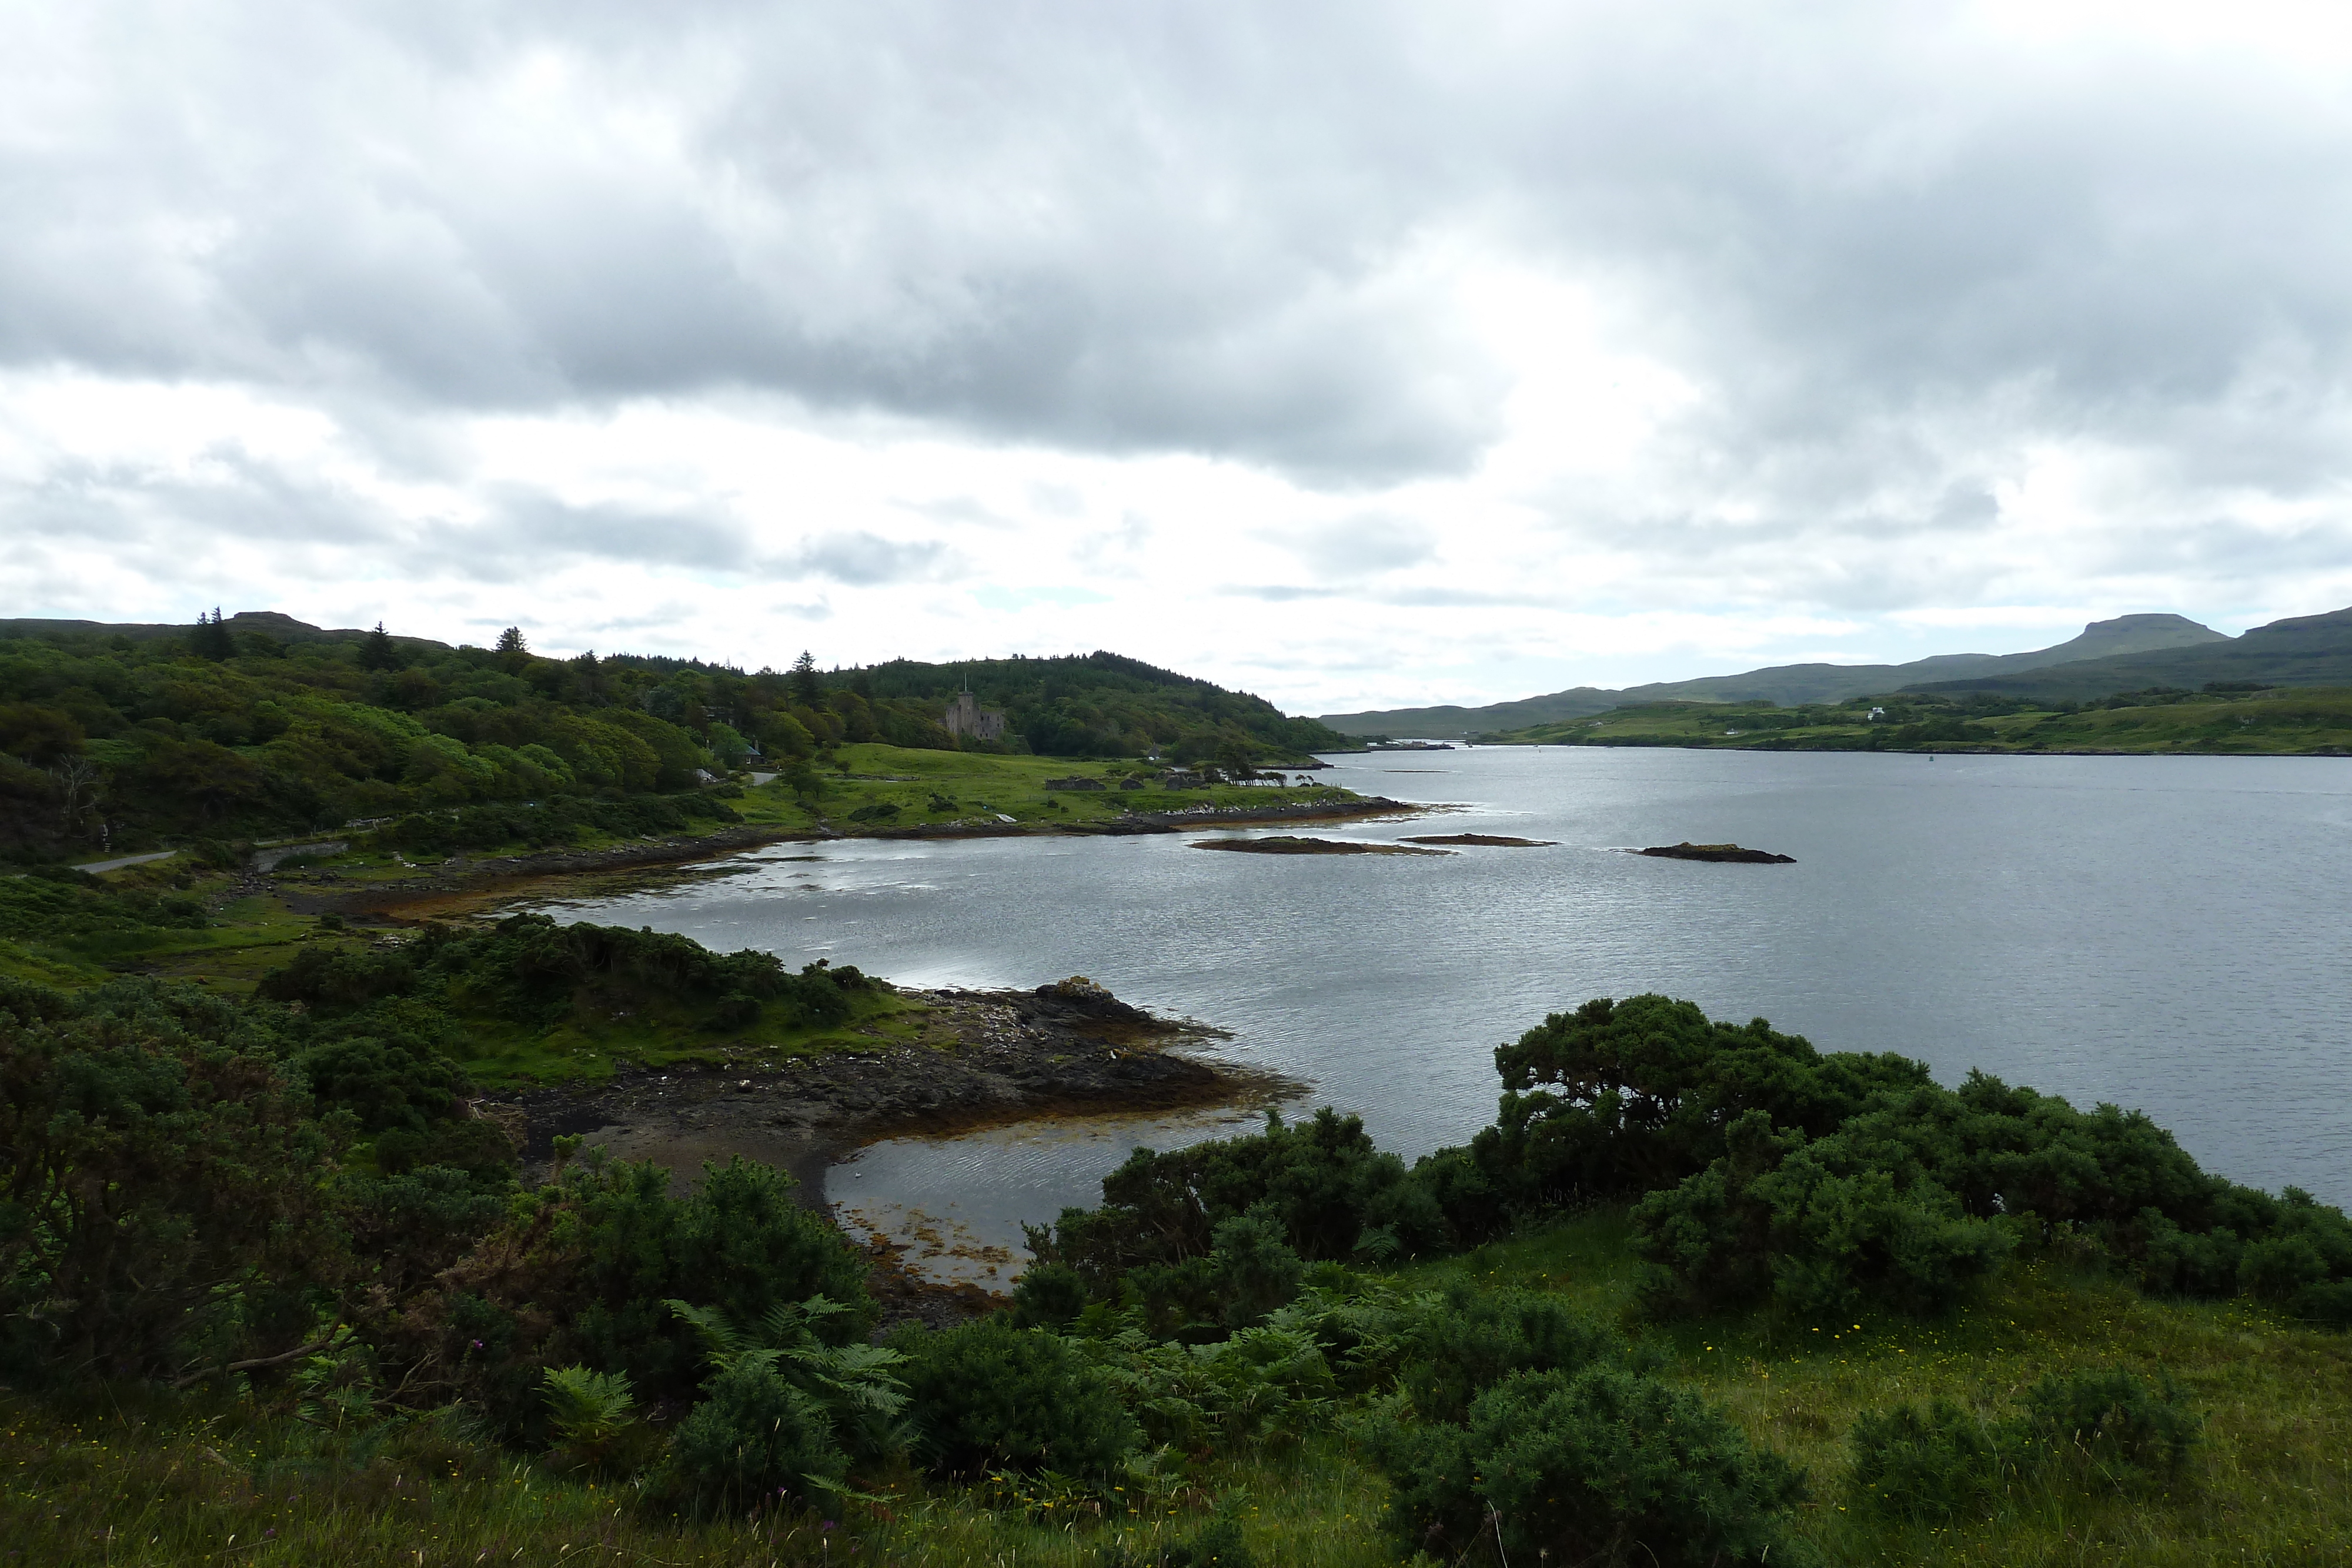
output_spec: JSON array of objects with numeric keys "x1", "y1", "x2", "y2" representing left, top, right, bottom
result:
[
  {"x1": 494, "y1": 493, "x2": 754, "y2": 573},
  {"x1": 1275, "y1": 515, "x2": 1438, "y2": 576},
  {"x1": 4, "y1": 0, "x2": 2352, "y2": 566},
  {"x1": 1224, "y1": 586, "x2": 1338, "y2": 602},
  {"x1": 787, "y1": 531, "x2": 958, "y2": 586}
]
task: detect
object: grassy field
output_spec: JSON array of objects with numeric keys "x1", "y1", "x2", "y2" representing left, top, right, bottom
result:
[
  {"x1": 1404, "y1": 1218, "x2": 2352, "y2": 1566},
  {"x1": 6, "y1": 1214, "x2": 2347, "y2": 1567},
  {"x1": 1485, "y1": 685, "x2": 2352, "y2": 755},
  {"x1": 729, "y1": 742, "x2": 1359, "y2": 834}
]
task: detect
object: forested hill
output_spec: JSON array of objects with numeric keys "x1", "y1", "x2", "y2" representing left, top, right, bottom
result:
[
  {"x1": 837, "y1": 650, "x2": 1345, "y2": 760},
  {"x1": 0, "y1": 612, "x2": 1342, "y2": 862}
]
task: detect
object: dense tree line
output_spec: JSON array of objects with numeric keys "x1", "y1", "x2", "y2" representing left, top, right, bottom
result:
[{"x1": 0, "y1": 618, "x2": 1344, "y2": 861}]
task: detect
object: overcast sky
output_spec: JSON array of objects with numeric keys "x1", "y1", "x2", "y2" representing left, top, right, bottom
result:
[{"x1": 6, "y1": 1, "x2": 2352, "y2": 714}]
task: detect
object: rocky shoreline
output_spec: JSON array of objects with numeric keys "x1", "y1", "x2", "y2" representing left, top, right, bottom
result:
[
  {"x1": 293, "y1": 795, "x2": 1421, "y2": 924},
  {"x1": 1639, "y1": 841, "x2": 1797, "y2": 864},
  {"x1": 480, "y1": 978, "x2": 1277, "y2": 1320},
  {"x1": 1191, "y1": 834, "x2": 1446, "y2": 856},
  {"x1": 493, "y1": 977, "x2": 1271, "y2": 1195}
]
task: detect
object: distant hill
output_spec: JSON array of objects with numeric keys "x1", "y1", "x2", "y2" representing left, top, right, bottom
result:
[
  {"x1": 1905, "y1": 606, "x2": 2352, "y2": 700},
  {"x1": 1319, "y1": 614, "x2": 2229, "y2": 737}
]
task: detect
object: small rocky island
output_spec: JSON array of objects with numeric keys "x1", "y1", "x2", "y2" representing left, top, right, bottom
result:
[
  {"x1": 1402, "y1": 833, "x2": 1556, "y2": 847},
  {"x1": 1639, "y1": 841, "x2": 1796, "y2": 864},
  {"x1": 1191, "y1": 835, "x2": 1448, "y2": 855}
]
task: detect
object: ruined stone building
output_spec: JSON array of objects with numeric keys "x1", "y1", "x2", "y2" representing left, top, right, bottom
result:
[{"x1": 944, "y1": 689, "x2": 1006, "y2": 742}]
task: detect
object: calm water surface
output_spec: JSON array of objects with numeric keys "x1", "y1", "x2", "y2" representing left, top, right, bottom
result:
[{"x1": 542, "y1": 749, "x2": 2352, "y2": 1278}]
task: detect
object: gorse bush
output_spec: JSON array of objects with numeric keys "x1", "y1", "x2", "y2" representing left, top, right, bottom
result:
[
  {"x1": 1122, "y1": 1208, "x2": 1310, "y2": 1340},
  {"x1": 261, "y1": 914, "x2": 874, "y2": 1037},
  {"x1": 1469, "y1": 993, "x2": 1933, "y2": 1207},
  {"x1": 1631, "y1": 1108, "x2": 2016, "y2": 1319},
  {"x1": 662, "y1": 1358, "x2": 847, "y2": 1514},
  {"x1": 0, "y1": 977, "x2": 346, "y2": 1382},
  {"x1": 382, "y1": 1152, "x2": 871, "y2": 1439},
  {"x1": 2013, "y1": 1366, "x2": 2200, "y2": 1485},
  {"x1": 1026, "y1": 1108, "x2": 1451, "y2": 1294},
  {"x1": 891, "y1": 1318, "x2": 1141, "y2": 1479},
  {"x1": 1369, "y1": 1363, "x2": 1814, "y2": 1567},
  {"x1": 1850, "y1": 1367, "x2": 2199, "y2": 1520},
  {"x1": 1498, "y1": 1000, "x2": 2352, "y2": 1322},
  {"x1": 1848, "y1": 1399, "x2": 2004, "y2": 1522},
  {"x1": 1396, "y1": 1284, "x2": 1623, "y2": 1426}
]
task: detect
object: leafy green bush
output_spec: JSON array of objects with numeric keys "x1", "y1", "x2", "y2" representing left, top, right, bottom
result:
[
  {"x1": 1850, "y1": 1367, "x2": 2199, "y2": 1517},
  {"x1": 893, "y1": 1319, "x2": 1141, "y2": 1479},
  {"x1": 0, "y1": 981, "x2": 346, "y2": 1381},
  {"x1": 336, "y1": 1165, "x2": 507, "y2": 1297},
  {"x1": 1010, "y1": 1262, "x2": 1090, "y2": 1330},
  {"x1": 1849, "y1": 1399, "x2": 2002, "y2": 1521},
  {"x1": 390, "y1": 1153, "x2": 872, "y2": 1437},
  {"x1": 257, "y1": 944, "x2": 416, "y2": 1009},
  {"x1": 372, "y1": 1115, "x2": 518, "y2": 1186},
  {"x1": 1395, "y1": 1284, "x2": 1622, "y2": 1426},
  {"x1": 2013, "y1": 1367, "x2": 2199, "y2": 1486},
  {"x1": 1470, "y1": 993, "x2": 1932, "y2": 1208},
  {"x1": 1368, "y1": 1364, "x2": 1813, "y2": 1567},
  {"x1": 1027, "y1": 1108, "x2": 1449, "y2": 1292},
  {"x1": 1632, "y1": 1108, "x2": 2014, "y2": 1319},
  {"x1": 1122, "y1": 1208, "x2": 1308, "y2": 1339},
  {"x1": 257, "y1": 915, "x2": 874, "y2": 1038},
  {"x1": 662, "y1": 1359, "x2": 847, "y2": 1513},
  {"x1": 292, "y1": 1034, "x2": 469, "y2": 1134}
]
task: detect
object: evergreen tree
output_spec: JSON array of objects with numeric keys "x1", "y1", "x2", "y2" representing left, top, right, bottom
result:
[
  {"x1": 496, "y1": 626, "x2": 529, "y2": 668},
  {"x1": 360, "y1": 621, "x2": 400, "y2": 671},
  {"x1": 189, "y1": 609, "x2": 235, "y2": 661},
  {"x1": 789, "y1": 650, "x2": 823, "y2": 707}
]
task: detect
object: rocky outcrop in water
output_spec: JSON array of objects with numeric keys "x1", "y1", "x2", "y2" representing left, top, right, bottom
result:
[{"x1": 1639, "y1": 841, "x2": 1796, "y2": 864}]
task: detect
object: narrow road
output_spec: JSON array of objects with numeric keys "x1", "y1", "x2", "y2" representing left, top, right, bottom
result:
[{"x1": 72, "y1": 849, "x2": 179, "y2": 874}]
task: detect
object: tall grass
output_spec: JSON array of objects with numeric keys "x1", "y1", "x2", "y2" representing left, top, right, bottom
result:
[{"x1": 12, "y1": 1214, "x2": 2350, "y2": 1566}]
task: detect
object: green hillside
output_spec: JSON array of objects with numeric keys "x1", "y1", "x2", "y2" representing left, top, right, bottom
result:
[
  {"x1": 1321, "y1": 613, "x2": 2230, "y2": 737},
  {"x1": 1907, "y1": 606, "x2": 2352, "y2": 700},
  {"x1": 0, "y1": 613, "x2": 1343, "y2": 863},
  {"x1": 1478, "y1": 683, "x2": 2352, "y2": 754}
]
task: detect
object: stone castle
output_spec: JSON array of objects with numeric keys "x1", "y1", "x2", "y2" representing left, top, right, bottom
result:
[{"x1": 944, "y1": 688, "x2": 1005, "y2": 741}]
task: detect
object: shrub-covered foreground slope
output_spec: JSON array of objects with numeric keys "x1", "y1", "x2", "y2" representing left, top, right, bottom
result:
[{"x1": 4, "y1": 967, "x2": 2349, "y2": 1567}]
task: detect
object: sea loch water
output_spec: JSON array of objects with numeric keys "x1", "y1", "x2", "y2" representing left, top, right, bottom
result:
[{"x1": 541, "y1": 747, "x2": 2352, "y2": 1279}]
